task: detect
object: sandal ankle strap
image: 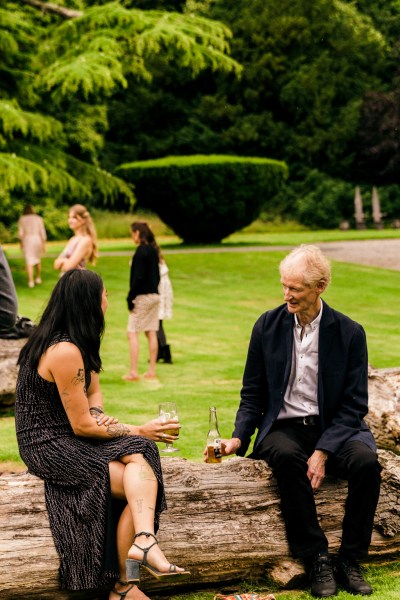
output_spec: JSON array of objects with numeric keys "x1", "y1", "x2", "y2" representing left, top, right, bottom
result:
[
  {"x1": 112, "y1": 581, "x2": 135, "y2": 598},
  {"x1": 134, "y1": 531, "x2": 157, "y2": 542}
]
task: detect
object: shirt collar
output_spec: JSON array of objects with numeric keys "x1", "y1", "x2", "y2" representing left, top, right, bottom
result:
[{"x1": 294, "y1": 299, "x2": 324, "y2": 332}]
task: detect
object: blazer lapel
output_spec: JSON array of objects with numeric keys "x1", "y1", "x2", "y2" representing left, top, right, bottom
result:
[
  {"x1": 318, "y1": 302, "x2": 336, "y2": 413},
  {"x1": 318, "y1": 302, "x2": 335, "y2": 368},
  {"x1": 283, "y1": 309, "x2": 294, "y2": 391}
]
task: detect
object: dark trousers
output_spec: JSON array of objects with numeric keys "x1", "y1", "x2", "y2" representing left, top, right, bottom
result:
[
  {"x1": 157, "y1": 320, "x2": 167, "y2": 347},
  {"x1": 254, "y1": 420, "x2": 382, "y2": 561}
]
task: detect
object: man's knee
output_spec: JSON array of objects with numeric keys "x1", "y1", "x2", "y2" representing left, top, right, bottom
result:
[
  {"x1": 263, "y1": 440, "x2": 307, "y2": 472},
  {"x1": 343, "y1": 442, "x2": 382, "y2": 479}
]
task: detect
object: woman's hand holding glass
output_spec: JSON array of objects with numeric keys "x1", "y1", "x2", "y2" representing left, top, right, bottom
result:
[
  {"x1": 135, "y1": 415, "x2": 180, "y2": 444},
  {"x1": 158, "y1": 402, "x2": 180, "y2": 453}
]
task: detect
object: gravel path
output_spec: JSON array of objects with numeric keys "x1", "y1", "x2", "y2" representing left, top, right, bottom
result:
[
  {"x1": 99, "y1": 238, "x2": 400, "y2": 270},
  {"x1": 157, "y1": 238, "x2": 400, "y2": 271},
  {"x1": 316, "y1": 239, "x2": 400, "y2": 271}
]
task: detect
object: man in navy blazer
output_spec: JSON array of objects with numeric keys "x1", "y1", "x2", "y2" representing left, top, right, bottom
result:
[{"x1": 220, "y1": 245, "x2": 381, "y2": 597}]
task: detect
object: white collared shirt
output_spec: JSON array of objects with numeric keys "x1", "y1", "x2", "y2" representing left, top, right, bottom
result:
[{"x1": 277, "y1": 300, "x2": 323, "y2": 420}]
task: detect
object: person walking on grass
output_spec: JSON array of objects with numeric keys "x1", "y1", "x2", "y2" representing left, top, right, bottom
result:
[
  {"x1": 124, "y1": 222, "x2": 160, "y2": 381},
  {"x1": 215, "y1": 245, "x2": 381, "y2": 598},
  {"x1": 18, "y1": 204, "x2": 47, "y2": 288}
]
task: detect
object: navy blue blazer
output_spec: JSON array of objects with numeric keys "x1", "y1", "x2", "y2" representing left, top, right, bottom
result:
[{"x1": 232, "y1": 301, "x2": 376, "y2": 457}]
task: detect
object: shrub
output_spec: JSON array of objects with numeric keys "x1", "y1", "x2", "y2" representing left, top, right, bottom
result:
[
  {"x1": 292, "y1": 170, "x2": 400, "y2": 229},
  {"x1": 117, "y1": 155, "x2": 288, "y2": 243},
  {"x1": 294, "y1": 170, "x2": 355, "y2": 229}
]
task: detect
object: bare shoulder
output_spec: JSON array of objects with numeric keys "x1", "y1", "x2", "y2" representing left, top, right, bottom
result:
[
  {"x1": 76, "y1": 235, "x2": 92, "y2": 248},
  {"x1": 39, "y1": 341, "x2": 83, "y2": 382},
  {"x1": 47, "y1": 341, "x2": 81, "y2": 359},
  {"x1": 45, "y1": 341, "x2": 83, "y2": 371}
]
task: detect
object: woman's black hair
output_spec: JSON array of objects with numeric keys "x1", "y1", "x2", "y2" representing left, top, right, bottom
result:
[
  {"x1": 18, "y1": 270, "x2": 105, "y2": 372},
  {"x1": 131, "y1": 221, "x2": 162, "y2": 260}
]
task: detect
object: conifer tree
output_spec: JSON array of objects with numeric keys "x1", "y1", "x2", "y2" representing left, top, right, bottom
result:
[{"x1": 0, "y1": 0, "x2": 240, "y2": 225}]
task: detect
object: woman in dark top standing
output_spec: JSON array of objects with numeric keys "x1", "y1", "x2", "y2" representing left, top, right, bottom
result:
[
  {"x1": 124, "y1": 222, "x2": 161, "y2": 381},
  {"x1": 15, "y1": 269, "x2": 188, "y2": 600}
]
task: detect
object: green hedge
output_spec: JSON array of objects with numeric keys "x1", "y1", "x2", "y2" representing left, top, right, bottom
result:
[{"x1": 117, "y1": 155, "x2": 288, "y2": 243}]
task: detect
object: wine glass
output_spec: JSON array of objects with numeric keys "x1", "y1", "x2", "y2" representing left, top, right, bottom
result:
[{"x1": 158, "y1": 402, "x2": 179, "y2": 453}]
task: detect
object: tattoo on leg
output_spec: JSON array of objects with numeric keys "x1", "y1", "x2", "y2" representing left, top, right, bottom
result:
[{"x1": 139, "y1": 464, "x2": 157, "y2": 482}]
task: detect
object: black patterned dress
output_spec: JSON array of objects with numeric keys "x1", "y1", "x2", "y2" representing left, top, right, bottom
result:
[{"x1": 15, "y1": 334, "x2": 166, "y2": 591}]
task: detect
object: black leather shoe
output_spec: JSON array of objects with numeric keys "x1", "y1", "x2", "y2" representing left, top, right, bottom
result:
[
  {"x1": 335, "y1": 557, "x2": 372, "y2": 595},
  {"x1": 309, "y1": 554, "x2": 338, "y2": 597}
]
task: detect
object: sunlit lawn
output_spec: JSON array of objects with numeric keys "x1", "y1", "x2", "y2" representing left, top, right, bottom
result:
[
  {"x1": 2, "y1": 243, "x2": 399, "y2": 467},
  {"x1": 1, "y1": 237, "x2": 399, "y2": 599}
]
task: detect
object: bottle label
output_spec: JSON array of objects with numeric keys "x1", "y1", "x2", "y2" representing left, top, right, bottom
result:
[{"x1": 214, "y1": 438, "x2": 222, "y2": 459}]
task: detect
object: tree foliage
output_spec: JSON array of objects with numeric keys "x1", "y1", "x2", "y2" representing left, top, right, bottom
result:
[
  {"x1": 0, "y1": 0, "x2": 240, "y2": 228},
  {"x1": 103, "y1": 0, "x2": 400, "y2": 228}
]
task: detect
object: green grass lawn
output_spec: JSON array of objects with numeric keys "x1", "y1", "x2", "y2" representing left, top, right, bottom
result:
[
  {"x1": 167, "y1": 560, "x2": 400, "y2": 600},
  {"x1": 1, "y1": 238, "x2": 399, "y2": 599},
  {"x1": 2, "y1": 244, "x2": 399, "y2": 466}
]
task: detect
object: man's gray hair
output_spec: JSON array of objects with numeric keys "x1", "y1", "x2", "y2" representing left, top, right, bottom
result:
[{"x1": 279, "y1": 244, "x2": 331, "y2": 288}]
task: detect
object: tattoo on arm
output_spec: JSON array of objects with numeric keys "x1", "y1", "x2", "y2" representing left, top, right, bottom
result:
[
  {"x1": 135, "y1": 499, "x2": 143, "y2": 514},
  {"x1": 89, "y1": 406, "x2": 104, "y2": 417},
  {"x1": 61, "y1": 388, "x2": 71, "y2": 410},
  {"x1": 106, "y1": 423, "x2": 130, "y2": 438},
  {"x1": 72, "y1": 368, "x2": 85, "y2": 385}
]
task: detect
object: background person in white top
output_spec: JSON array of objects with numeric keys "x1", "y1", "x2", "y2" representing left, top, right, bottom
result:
[{"x1": 157, "y1": 259, "x2": 173, "y2": 364}]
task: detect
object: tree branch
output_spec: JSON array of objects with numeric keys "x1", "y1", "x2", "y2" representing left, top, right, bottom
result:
[{"x1": 21, "y1": 0, "x2": 83, "y2": 19}]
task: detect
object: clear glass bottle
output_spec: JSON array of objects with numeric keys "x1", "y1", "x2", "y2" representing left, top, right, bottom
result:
[{"x1": 205, "y1": 406, "x2": 222, "y2": 463}]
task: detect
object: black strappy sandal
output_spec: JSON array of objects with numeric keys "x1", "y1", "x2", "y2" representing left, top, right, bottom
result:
[
  {"x1": 111, "y1": 580, "x2": 136, "y2": 598},
  {"x1": 126, "y1": 531, "x2": 190, "y2": 582}
]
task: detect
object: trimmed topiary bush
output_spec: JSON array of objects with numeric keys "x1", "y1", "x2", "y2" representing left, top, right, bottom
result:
[{"x1": 117, "y1": 155, "x2": 288, "y2": 243}]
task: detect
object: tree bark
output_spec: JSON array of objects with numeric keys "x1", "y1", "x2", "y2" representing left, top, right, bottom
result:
[
  {"x1": 0, "y1": 339, "x2": 25, "y2": 411},
  {"x1": 0, "y1": 450, "x2": 399, "y2": 599},
  {"x1": 366, "y1": 366, "x2": 400, "y2": 453}
]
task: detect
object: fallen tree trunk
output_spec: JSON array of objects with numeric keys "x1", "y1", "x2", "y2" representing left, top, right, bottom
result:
[
  {"x1": 0, "y1": 450, "x2": 399, "y2": 600},
  {"x1": 0, "y1": 339, "x2": 25, "y2": 411},
  {"x1": 366, "y1": 366, "x2": 400, "y2": 453}
]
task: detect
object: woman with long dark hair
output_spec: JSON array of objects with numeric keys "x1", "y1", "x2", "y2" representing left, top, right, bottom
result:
[
  {"x1": 15, "y1": 269, "x2": 189, "y2": 600},
  {"x1": 124, "y1": 222, "x2": 161, "y2": 381}
]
